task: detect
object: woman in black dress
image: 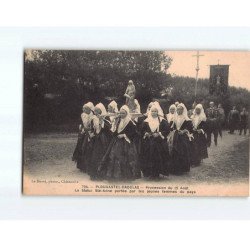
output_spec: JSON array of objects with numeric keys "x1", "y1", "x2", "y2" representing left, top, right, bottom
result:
[
  {"x1": 166, "y1": 104, "x2": 177, "y2": 129},
  {"x1": 171, "y1": 103, "x2": 193, "y2": 175},
  {"x1": 107, "y1": 100, "x2": 118, "y2": 122},
  {"x1": 87, "y1": 103, "x2": 112, "y2": 180},
  {"x1": 166, "y1": 104, "x2": 177, "y2": 168},
  {"x1": 136, "y1": 101, "x2": 154, "y2": 156},
  {"x1": 140, "y1": 102, "x2": 170, "y2": 179},
  {"x1": 98, "y1": 105, "x2": 141, "y2": 180},
  {"x1": 72, "y1": 102, "x2": 94, "y2": 172},
  {"x1": 191, "y1": 104, "x2": 208, "y2": 166}
]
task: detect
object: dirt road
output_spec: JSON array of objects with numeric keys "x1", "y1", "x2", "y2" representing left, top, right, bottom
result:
[{"x1": 23, "y1": 131, "x2": 249, "y2": 186}]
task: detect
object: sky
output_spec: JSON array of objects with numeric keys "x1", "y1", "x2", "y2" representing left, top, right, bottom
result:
[{"x1": 166, "y1": 51, "x2": 250, "y2": 90}]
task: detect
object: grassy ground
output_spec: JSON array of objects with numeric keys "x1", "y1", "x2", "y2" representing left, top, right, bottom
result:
[{"x1": 23, "y1": 131, "x2": 249, "y2": 185}]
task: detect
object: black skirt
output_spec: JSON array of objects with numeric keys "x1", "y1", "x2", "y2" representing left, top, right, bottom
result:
[
  {"x1": 191, "y1": 131, "x2": 208, "y2": 166},
  {"x1": 87, "y1": 131, "x2": 112, "y2": 179},
  {"x1": 140, "y1": 135, "x2": 170, "y2": 177},
  {"x1": 99, "y1": 136, "x2": 141, "y2": 180}
]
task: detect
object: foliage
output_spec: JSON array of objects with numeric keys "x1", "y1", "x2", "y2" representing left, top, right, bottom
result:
[
  {"x1": 24, "y1": 50, "x2": 172, "y2": 132},
  {"x1": 24, "y1": 50, "x2": 250, "y2": 132},
  {"x1": 167, "y1": 76, "x2": 250, "y2": 115}
]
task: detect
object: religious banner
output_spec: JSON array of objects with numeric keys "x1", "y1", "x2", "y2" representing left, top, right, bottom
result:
[{"x1": 209, "y1": 64, "x2": 230, "y2": 95}]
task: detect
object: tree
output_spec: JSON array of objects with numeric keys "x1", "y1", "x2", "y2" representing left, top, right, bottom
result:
[{"x1": 24, "y1": 50, "x2": 172, "y2": 132}]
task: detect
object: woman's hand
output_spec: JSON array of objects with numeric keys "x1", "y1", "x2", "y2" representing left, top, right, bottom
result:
[
  {"x1": 178, "y1": 130, "x2": 184, "y2": 135},
  {"x1": 117, "y1": 134, "x2": 125, "y2": 139},
  {"x1": 152, "y1": 132, "x2": 159, "y2": 138},
  {"x1": 89, "y1": 132, "x2": 95, "y2": 138}
]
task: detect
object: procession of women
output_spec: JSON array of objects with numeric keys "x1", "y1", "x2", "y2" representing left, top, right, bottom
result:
[{"x1": 72, "y1": 80, "x2": 248, "y2": 181}]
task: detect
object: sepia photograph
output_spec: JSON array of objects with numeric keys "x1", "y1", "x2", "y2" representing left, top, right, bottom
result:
[
  {"x1": 22, "y1": 50, "x2": 250, "y2": 196},
  {"x1": 2, "y1": 2, "x2": 250, "y2": 249}
]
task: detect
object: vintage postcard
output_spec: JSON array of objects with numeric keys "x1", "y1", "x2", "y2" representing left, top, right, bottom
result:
[{"x1": 23, "y1": 50, "x2": 249, "y2": 196}]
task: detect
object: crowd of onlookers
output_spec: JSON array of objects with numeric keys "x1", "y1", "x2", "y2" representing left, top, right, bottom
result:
[{"x1": 188, "y1": 101, "x2": 249, "y2": 141}]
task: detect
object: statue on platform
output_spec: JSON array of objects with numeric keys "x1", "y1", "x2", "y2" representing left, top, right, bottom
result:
[
  {"x1": 124, "y1": 80, "x2": 136, "y2": 105},
  {"x1": 123, "y1": 80, "x2": 140, "y2": 121}
]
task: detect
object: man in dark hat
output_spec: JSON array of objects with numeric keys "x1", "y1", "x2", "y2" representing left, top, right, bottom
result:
[
  {"x1": 217, "y1": 103, "x2": 225, "y2": 137},
  {"x1": 228, "y1": 106, "x2": 240, "y2": 134},
  {"x1": 239, "y1": 107, "x2": 248, "y2": 135},
  {"x1": 205, "y1": 101, "x2": 220, "y2": 147}
]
